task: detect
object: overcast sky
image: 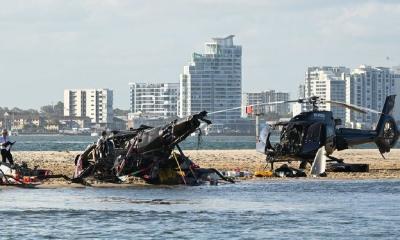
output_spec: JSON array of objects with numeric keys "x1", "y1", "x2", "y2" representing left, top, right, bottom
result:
[{"x1": 1, "y1": 0, "x2": 399, "y2": 110}]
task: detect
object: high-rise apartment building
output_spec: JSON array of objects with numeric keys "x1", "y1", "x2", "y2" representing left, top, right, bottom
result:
[
  {"x1": 303, "y1": 66, "x2": 349, "y2": 122},
  {"x1": 393, "y1": 66, "x2": 400, "y2": 122},
  {"x1": 346, "y1": 65, "x2": 399, "y2": 128},
  {"x1": 242, "y1": 90, "x2": 290, "y2": 117},
  {"x1": 179, "y1": 35, "x2": 242, "y2": 125},
  {"x1": 129, "y1": 83, "x2": 179, "y2": 117},
  {"x1": 64, "y1": 89, "x2": 113, "y2": 126}
]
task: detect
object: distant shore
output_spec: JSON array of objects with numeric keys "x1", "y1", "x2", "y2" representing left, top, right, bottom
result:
[{"x1": 11, "y1": 149, "x2": 400, "y2": 185}]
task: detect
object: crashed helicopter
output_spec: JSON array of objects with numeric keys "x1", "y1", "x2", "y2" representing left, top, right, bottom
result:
[
  {"x1": 256, "y1": 95, "x2": 399, "y2": 176},
  {"x1": 72, "y1": 111, "x2": 234, "y2": 185}
]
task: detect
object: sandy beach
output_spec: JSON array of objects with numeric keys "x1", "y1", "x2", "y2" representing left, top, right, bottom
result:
[{"x1": 9, "y1": 149, "x2": 400, "y2": 183}]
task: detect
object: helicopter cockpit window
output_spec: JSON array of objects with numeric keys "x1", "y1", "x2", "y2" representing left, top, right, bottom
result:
[
  {"x1": 301, "y1": 122, "x2": 324, "y2": 154},
  {"x1": 305, "y1": 123, "x2": 323, "y2": 142}
]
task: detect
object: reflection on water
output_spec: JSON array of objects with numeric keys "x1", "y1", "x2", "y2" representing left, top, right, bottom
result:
[{"x1": 1, "y1": 180, "x2": 400, "y2": 239}]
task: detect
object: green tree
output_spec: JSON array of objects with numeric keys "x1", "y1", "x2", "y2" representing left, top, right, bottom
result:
[
  {"x1": 54, "y1": 101, "x2": 64, "y2": 116},
  {"x1": 40, "y1": 101, "x2": 63, "y2": 118}
]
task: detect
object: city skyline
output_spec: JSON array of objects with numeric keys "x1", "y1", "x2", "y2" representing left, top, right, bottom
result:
[{"x1": 1, "y1": 0, "x2": 400, "y2": 109}]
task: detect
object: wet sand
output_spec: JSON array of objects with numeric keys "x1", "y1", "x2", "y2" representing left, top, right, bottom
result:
[{"x1": 11, "y1": 149, "x2": 400, "y2": 185}]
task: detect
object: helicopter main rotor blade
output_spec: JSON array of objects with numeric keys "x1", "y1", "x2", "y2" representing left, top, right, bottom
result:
[
  {"x1": 205, "y1": 96, "x2": 383, "y2": 117},
  {"x1": 325, "y1": 100, "x2": 367, "y2": 114},
  {"x1": 324, "y1": 100, "x2": 382, "y2": 115},
  {"x1": 208, "y1": 98, "x2": 307, "y2": 115},
  {"x1": 287, "y1": 99, "x2": 305, "y2": 103}
]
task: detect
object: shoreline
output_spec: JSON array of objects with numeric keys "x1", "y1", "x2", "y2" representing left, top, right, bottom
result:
[{"x1": 8, "y1": 149, "x2": 400, "y2": 187}]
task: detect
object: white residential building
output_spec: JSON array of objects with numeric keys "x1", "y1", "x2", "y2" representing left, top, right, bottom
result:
[
  {"x1": 302, "y1": 66, "x2": 349, "y2": 122},
  {"x1": 393, "y1": 66, "x2": 400, "y2": 122},
  {"x1": 346, "y1": 65, "x2": 399, "y2": 128},
  {"x1": 179, "y1": 35, "x2": 242, "y2": 125},
  {"x1": 129, "y1": 83, "x2": 179, "y2": 117},
  {"x1": 242, "y1": 90, "x2": 290, "y2": 117},
  {"x1": 64, "y1": 89, "x2": 113, "y2": 126}
]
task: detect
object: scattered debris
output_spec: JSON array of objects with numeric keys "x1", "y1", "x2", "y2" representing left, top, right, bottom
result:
[
  {"x1": 254, "y1": 170, "x2": 273, "y2": 178},
  {"x1": 274, "y1": 164, "x2": 307, "y2": 178},
  {"x1": 0, "y1": 162, "x2": 69, "y2": 187}
]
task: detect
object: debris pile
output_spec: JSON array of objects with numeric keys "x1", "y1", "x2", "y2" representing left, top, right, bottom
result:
[{"x1": 72, "y1": 111, "x2": 234, "y2": 185}]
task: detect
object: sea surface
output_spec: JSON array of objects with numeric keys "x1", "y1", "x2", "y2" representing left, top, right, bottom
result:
[
  {"x1": 1, "y1": 179, "x2": 400, "y2": 239},
  {"x1": 8, "y1": 134, "x2": 400, "y2": 151}
]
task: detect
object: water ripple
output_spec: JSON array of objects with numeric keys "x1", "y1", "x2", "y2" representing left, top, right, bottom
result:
[{"x1": 1, "y1": 180, "x2": 400, "y2": 239}]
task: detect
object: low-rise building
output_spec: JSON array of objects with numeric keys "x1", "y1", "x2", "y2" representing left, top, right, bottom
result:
[
  {"x1": 44, "y1": 123, "x2": 60, "y2": 132},
  {"x1": 12, "y1": 117, "x2": 26, "y2": 130},
  {"x1": 30, "y1": 117, "x2": 41, "y2": 127},
  {"x1": 0, "y1": 113, "x2": 47, "y2": 132}
]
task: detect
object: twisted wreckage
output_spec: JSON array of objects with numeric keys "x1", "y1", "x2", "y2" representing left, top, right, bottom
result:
[{"x1": 72, "y1": 111, "x2": 233, "y2": 185}]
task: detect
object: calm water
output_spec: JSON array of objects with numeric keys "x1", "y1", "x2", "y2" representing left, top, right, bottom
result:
[
  {"x1": 1, "y1": 179, "x2": 400, "y2": 239},
  {"x1": 9, "y1": 135, "x2": 256, "y2": 151},
  {"x1": 8, "y1": 135, "x2": 400, "y2": 151}
]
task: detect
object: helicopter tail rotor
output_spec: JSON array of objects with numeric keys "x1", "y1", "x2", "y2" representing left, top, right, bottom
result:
[{"x1": 374, "y1": 95, "x2": 399, "y2": 154}]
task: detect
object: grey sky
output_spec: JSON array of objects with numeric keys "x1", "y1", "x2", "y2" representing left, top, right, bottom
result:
[{"x1": 1, "y1": 0, "x2": 399, "y2": 109}]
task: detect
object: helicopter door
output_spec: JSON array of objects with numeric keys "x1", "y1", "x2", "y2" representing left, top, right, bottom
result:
[
  {"x1": 256, "y1": 124, "x2": 272, "y2": 153},
  {"x1": 302, "y1": 123, "x2": 325, "y2": 155}
]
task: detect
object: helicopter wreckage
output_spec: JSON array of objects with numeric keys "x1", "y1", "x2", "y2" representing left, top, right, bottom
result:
[{"x1": 72, "y1": 111, "x2": 234, "y2": 185}]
